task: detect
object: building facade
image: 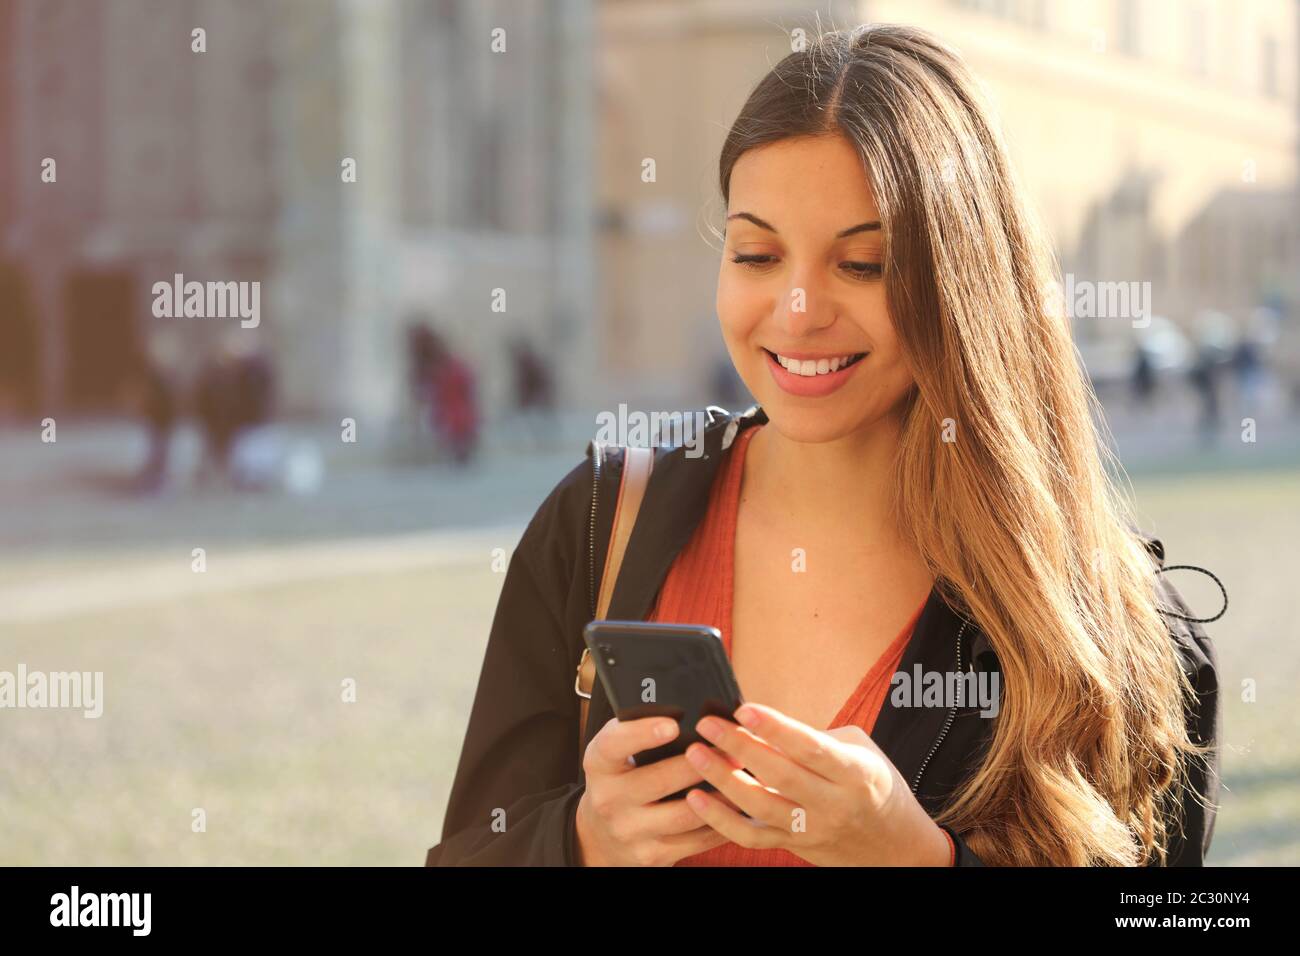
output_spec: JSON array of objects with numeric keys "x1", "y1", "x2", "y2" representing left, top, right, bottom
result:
[
  {"x1": 3, "y1": 0, "x2": 1296, "y2": 423},
  {"x1": 1, "y1": 0, "x2": 597, "y2": 426}
]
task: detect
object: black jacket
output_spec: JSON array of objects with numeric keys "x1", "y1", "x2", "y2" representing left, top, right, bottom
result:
[{"x1": 426, "y1": 404, "x2": 1221, "y2": 866}]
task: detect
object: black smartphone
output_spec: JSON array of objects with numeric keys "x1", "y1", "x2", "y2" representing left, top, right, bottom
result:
[{"x1": 583, "y1": 619, "x2": 745, "y2": 799}]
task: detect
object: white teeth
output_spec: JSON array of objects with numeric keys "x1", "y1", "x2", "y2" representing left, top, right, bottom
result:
[{"x1": 775, "y1": 352, "x2": 863, "y2": 376}]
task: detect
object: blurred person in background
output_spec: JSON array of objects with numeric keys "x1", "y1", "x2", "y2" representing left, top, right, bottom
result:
[
  {"x1": 1188, "y1": 345, "x2": 1223, "y2": 447},
  {"x1": 194, "y1": 335, "x2": 276, "y2": 487},
  {"x1": 401, "y1": 319, "x2": 441, "y2": 461},
  {"x1": 406, "y1": 319, "x2": 439, "y2": 423},
  {"x1": 433, "y1": 334, "x2": 480, "y2": 466},
  {"x1": 406, "y1": 319, "x2": 479, "y2": 465},
  {"x1": 1231, "y1": 307, "x2": 1278, "y2": 413},
  {"x1": 118, "y1": 347, "x2": 178, "y2": 493},
  {"x1": 1188, "y1": 311, "x2": 1235, "y2": 447},
  {"x1": 1130, "y1": 342, "x2": 1156, "y2": 411},
  {"x1": 1230, "y1": 331, "x2": 1263, "y2": 412},
  {"x1": 508, "y1": 334, "x2": 556, "y2": 450}
]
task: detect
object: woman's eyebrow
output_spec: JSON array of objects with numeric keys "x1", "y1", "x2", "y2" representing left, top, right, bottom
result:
[{"x1": 724, "y1": 212, "x2": 881, "y2": 238}]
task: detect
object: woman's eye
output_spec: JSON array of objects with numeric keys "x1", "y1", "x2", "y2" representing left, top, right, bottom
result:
[
  {"x1": 730, "y1": 254, "x2": 881, "y2": 281},
  {"x1": 731, "y1": 254, "x2": 776, "y2": 271},
  {"x1": 840, "y1": 261, "x2": 883, "y2": 281}
]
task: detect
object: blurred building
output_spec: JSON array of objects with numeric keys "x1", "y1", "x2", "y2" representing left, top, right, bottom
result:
[
  {"x1": 595, "y1": 0, "x2": 1299, "y2": 402},
  {"x1": 0, "y1": 0, "x2": 597, "y2": 424},
  {"x1": 3, "y1": 0, "x2": 1297, "y2": 423}
]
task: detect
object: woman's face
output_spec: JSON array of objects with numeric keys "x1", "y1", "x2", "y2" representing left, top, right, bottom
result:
[{"x1": 717, "y1": 134, "x2": 915, "y2": 443}]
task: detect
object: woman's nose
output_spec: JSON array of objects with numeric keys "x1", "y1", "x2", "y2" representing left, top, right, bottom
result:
[{"x1": 776, "y1": 274, "x2": 837, "y2": 337}]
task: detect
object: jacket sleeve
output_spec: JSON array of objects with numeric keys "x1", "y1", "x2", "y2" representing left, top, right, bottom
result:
[
  {"x1": 944, "y1": 826, "x2": 986, "y2": 867},
  {"x1": 425, "y1": 458, "x2": 592, "y2": 866},
  {"x1": 1151, "y1": 571, "x2": 1221, "y2": 867}
]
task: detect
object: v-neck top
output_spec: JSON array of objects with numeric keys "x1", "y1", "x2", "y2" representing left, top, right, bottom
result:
[{"x1": 646, "y1": 422, "x2": 948, "y2": 866}]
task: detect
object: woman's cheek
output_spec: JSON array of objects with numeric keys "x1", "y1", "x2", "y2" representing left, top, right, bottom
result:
[
  {"x1": 717, "y1": 284, "x2": 764, "y2": 353},
  {"x1": 872, "y1": 355, "x2": 917, "y2": 414}
]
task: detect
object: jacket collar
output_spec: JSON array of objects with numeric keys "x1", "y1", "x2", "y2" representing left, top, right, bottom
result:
[{"x1": 604, "y1": 402, "x2": 996, "y2": 671}]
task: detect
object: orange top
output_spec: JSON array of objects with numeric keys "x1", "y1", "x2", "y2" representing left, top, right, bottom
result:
[{"x1": 647, "y1": 423, "x2": 952, "y2": 867}]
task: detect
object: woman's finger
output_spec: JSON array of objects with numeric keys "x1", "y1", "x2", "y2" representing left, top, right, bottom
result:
[
  {"x1": 657, "y1": 825, "x2": 731, "y2": 862},
  {"x1": 694, "y1": 716, "x2": 833, "y2": 808},
  {"x1": 628, "y1": 792, "x2": 722, "y2": 838},
  {"x1": 683, "y1": 787, "x2": 785, "y2": 852},
  {"x1": 730, "y1": 703, "x2": 863, "y2": 784},
  {"x1": 584, "y1": 716, "x2": 679, "y2": 776},
  {"x1": 622, "y1": 754, "x2": 707, "y2": 806},
  {"x1": 684, "y1": 742, "x2": 797, "y2": 832}
]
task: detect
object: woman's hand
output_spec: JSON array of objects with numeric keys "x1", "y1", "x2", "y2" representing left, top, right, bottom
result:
[
  {"x1": 574, "y1": 716, "x2": 730, "y2": 866},
  {"x1": 681, "y1": 702, "x2": 952, "y2": 866}
]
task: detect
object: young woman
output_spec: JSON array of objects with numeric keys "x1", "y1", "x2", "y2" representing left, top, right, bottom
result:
[{"x1": 427, "y1": 23, "x2": 1221, "y2": 867}]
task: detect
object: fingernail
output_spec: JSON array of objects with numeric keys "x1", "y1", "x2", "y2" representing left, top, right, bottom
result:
[
  {"x1": 655, "y1": 720, "x2": 678, "y2": 741},
  {"x1": 735, "y1": 705, "x2": 759, "y2": 728},
  {"x1": 696, "y1": 717, "x2": 721, "y2": 741}
]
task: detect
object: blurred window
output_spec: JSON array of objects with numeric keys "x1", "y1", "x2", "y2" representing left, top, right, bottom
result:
[
  {"x1": 1116, "y1": 0, "x2": 1140, "y2": 57},
  {"x1": 951, "y1": 0, "x2": 1046, "y2": 29},
  {"x1": 1187, "y1": 4, "x2": 1209, "y2": 78},
  {"x1": 1261, "y1": 34, "x2": 1278, "y2": 98}
]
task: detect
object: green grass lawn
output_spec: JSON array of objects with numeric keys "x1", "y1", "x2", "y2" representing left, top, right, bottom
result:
[
  {"x1": 1128, "y1": 466, "x2": 1300, "y2": 866},
  {"x1": 1, "y1": 558, "x2": 500, "y2": 865}
]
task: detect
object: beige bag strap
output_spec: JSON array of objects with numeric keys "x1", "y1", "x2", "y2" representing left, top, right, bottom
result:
[{"x1": 576, "y1": 444, "x2": 654, "y2": 752}]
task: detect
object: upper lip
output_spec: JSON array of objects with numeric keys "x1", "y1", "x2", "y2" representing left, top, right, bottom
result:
[{"x1": 763, "y1": 348, "x2": 868, "y2": 360}]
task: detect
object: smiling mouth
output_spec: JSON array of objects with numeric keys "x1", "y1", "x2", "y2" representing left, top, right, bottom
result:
[{"x1": 761, "y1": 348, "x2": 868, "y2": 377}]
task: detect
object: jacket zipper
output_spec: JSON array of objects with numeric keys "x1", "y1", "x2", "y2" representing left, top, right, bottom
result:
[
  {"x1": 587, "y1": 440, "x2": 603, "y2": 619},
  {"x1": 910, "y1": 619, "x2": 969, "y2": 795}
]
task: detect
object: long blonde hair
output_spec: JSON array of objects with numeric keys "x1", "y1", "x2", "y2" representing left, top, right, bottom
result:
[{"x1": 717, "y1": 21, "x2": 1212, "y2": 865}]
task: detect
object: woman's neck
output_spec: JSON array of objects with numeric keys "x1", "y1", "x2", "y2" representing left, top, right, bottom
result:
[{"x1": 743, "y1": 414, "x2": 913, "y2": 555}]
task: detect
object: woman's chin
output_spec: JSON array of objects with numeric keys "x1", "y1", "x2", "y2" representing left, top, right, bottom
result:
[{"x1": 756, "y1": 399, "x2": 873, "y2": 445}]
